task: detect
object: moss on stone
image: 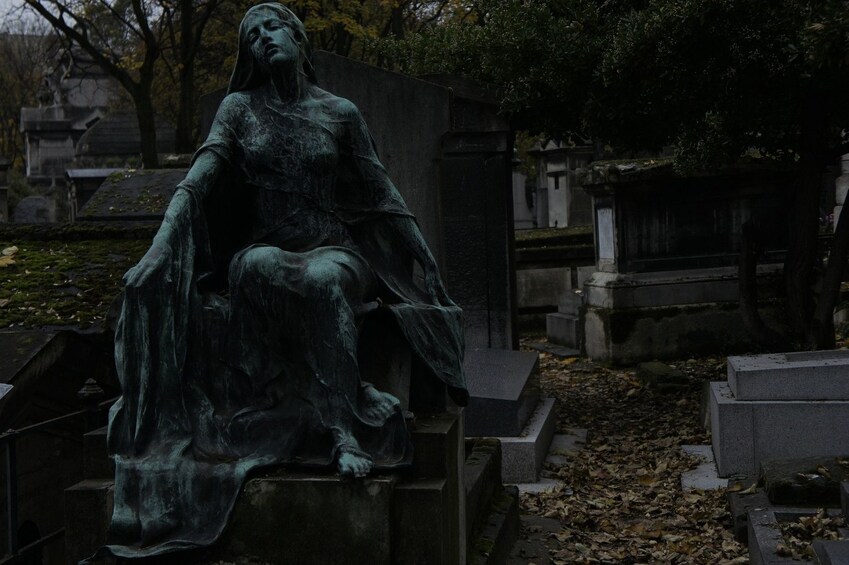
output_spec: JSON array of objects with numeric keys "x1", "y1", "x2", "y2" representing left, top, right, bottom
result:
[{"x1": 0, "y1": 237, "x2": 148, "y2": 329}]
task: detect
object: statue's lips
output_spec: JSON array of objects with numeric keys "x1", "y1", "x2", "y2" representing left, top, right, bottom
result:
[{"x1": 265, "y1": 45, "x2": 282, "y2": 55}]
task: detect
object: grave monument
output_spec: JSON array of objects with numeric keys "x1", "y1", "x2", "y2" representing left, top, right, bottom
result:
[{"x1": 95, "y1": 4, "x2": 467, "y2": 562}]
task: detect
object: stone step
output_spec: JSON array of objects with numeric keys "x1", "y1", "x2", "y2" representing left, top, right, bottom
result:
[
  {"x1": 710, "y1": 381, "x2": 849, "y2": 477},
  {"x1": 464, "y1": 438, "x2": 502, "y2": 546},
  {"x1": 728, "y1": 351, "x2": 849, "y2": 401},
  {"x1": 467, "y1": 486, "x2": 520, "y2": 565},
  {"x1": 464, "y1": 349, "x2": 540, "y2": 438},
  {"x1": 546, "y1": 313, "x2": 579, "y2": 349},
  {"x1": 500, "y1": 398, "x2": 557, "y2": 484},
  {"x1": 814, "y1": 540, "x2": 849, "y2": 565}
]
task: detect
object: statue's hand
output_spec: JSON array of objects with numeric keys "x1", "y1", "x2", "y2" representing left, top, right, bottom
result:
[
  {"x1": 123, "y1": 241, "x2": 172, "y2": 290},
  {"x1": 423, "y1": 260, "x2": 455, "y2": 307}
]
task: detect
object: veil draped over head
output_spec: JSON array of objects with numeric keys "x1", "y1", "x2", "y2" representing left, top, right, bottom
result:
[{"x1": 228, "y1": 2, "x2": 318, "y2": 94}]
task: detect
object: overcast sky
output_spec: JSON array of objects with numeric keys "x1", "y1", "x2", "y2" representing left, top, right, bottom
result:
[{"x1": 0, "y1": 1, "x2": 42, "y2": 30}]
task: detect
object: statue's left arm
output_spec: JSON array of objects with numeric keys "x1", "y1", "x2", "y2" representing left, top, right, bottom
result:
[{"x1": 343, "y1": 101, "x2": 454, "y2": 307}]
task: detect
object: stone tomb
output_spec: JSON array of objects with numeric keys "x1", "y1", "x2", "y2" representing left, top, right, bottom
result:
[
  {"x1": 579, "y1": 162, "x2": 792, "y2": 363},
  {"x1": 711, "y1": 350, "x2": 849, "y2": 477}
]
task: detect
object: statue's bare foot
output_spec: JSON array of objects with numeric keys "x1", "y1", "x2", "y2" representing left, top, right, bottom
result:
[
  {"x1": 338, "y1": 451, "x2": 373, "y2": 478},
  {"x1": 362, "y1": 383, "x2": 400, "y2": 423}
]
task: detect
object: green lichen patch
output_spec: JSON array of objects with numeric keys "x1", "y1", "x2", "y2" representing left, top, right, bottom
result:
[{"x1": 0, "y1": 238, "x2": 148, "y2": 329}]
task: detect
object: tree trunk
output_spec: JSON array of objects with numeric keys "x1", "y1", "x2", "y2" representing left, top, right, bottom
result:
[
  {"x1": 785, "y1": 90, "x2": 827, "y2": 345},
  {"x1": 739, "y1": 221, "x2": 791, "y2": 349},
  {"x1": 134, "y1": 92, "x2": 160, "y2": 168},
  {"x1": 175, "y1": 0, "x2": 196, "y2": 153}
]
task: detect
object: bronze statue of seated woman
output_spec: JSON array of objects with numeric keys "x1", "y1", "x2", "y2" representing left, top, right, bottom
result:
[{"x1": 101, "y1": 3, "x2": 466, "y2": 559}]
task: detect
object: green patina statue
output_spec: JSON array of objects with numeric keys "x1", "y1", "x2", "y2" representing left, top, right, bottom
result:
[{"x1": 99, "y1": 3, "x2": 466, "y2": 560}]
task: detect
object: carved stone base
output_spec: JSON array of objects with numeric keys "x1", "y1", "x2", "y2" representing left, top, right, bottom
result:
[{"x1": 66, "y1": 411, "x2": 465, "y2": 565}]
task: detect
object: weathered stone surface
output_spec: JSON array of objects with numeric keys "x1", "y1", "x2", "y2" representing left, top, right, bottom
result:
[
  {"x1": 728, "y1": 351, "x2": 849, "y2": 401},
  {"x1": 66, "y1": 412, "x2": 468, "y2": 564},
  {"x1": 64, "y1": 479, "x2": 114, "y2": 565},
  {"x1": 12, "y1": 196, "x2": 55, "y2": 223},
  {"x1": 77, "y1": 169, "x2": 185, "y2": 220},
  {"x1": 468, "y1": 486, "x2": 519, "y2": 565},
  {"x1": 465, "y1": 438, "x2": 501, "y2": 542},
  {"x1": 0, "y1": 331, "x2": 62, "y2": 385},
  {"x1": 728, "y1": 489, "x2": 769, "y2": 543},
  {"x1": 813, "y1": 540, "x2": 849, "y2": 565},
  {"x1": 546, "y1": 312, "x2": 579, "y2": 349},
  {"x1": 585, "y1": 301, "x2": 786, "y2": 365},
  {"x1": 636, "y1": 361, "x2": 690, "y2": 392},
  {"x1": 761, "y1": 456, "x2": 849, "y2": 507},
  {"x1": 747, "y1": 508, "x2": 817, "y2": 565},
  {"x1": 393, "y1": 478, "x2": 449, "y2": 564},
  {"x1": 500, "y1": 398, "x2": 556, "y2": 483},
  {"x1": 217, "y1": 472, "x2": 396, "y2": 565},
  {"x1": 516, "y1": 267, "x2": 570, "y2": 309},
  {"x1": 409, "y1": 410, "x2": 465, "y2": 564}
]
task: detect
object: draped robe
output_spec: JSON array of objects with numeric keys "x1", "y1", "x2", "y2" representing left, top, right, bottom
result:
[{"x1": 100, "y1": 87, "x2": 467, "y2": 559}]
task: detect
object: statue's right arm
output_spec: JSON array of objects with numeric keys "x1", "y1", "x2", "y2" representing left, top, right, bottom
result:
[
  {"x1": 123, "y1": 151, "x2": 227, "y2": 289},
  {"x1": 125, "y1": 95, "x2": 240, "y2": 289}
]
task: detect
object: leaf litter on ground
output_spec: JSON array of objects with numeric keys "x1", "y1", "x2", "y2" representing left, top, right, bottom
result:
[{"x1": 516, "y1": 340, "x2": 746, "y2": 564}]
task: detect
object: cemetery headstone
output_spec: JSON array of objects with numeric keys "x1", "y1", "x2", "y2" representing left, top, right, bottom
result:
[{"x1": 12, "y1": 196, "x2": 55, "y2": 223}]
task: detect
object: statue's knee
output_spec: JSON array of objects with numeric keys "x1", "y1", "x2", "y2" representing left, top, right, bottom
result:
[
  {"x1": 235, "y1": 247, "x2": 285, "y2": 280},
  {"x1": 301, "y1": 263, "x2": 347, "y2": 301}
]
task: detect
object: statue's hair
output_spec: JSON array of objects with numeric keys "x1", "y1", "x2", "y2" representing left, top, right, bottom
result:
[{"x1": 228, "y1": 3, "x2": 317, "y2": 94}]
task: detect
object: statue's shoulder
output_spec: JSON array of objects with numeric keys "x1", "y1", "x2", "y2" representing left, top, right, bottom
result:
[
  {"x1": 309, "y1": 86, "x2": 361, "y2": 120},
  {"x1": 217, "y1": 91, "x2": 252, "y2": 119}
]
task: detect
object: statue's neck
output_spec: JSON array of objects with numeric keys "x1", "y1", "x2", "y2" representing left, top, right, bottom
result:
[{"x1": 268, "y1": 62, "x2": 303, "y2": 105}]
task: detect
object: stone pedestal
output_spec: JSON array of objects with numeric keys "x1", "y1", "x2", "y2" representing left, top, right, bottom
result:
[
  {"x1": 711, "y1": 351, "x2": 849, "y2": 477},
  {"x1": 65, "y1": 412, "x2": 466, "y2": 565},
  {"x1": 463, "y1": 349, "x2": 556, "y2": 483}
]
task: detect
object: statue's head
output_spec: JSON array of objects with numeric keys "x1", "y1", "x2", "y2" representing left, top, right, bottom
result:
[{"x1": 228, "y1": 3, "x2": 316, "y2": 93}]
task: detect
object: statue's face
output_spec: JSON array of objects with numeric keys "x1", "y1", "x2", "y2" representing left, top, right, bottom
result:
[{"x1": 244, "y1": 8, "x2": 301, "y2": 71}]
